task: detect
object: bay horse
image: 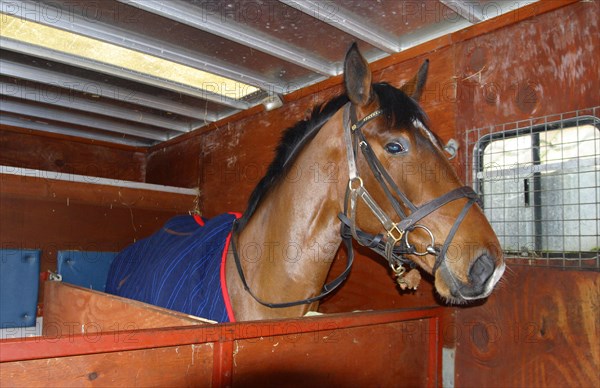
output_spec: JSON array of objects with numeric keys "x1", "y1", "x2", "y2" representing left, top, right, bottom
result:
[{"x1": 107, "y1": 44, "x2": 505, "y2": 322}]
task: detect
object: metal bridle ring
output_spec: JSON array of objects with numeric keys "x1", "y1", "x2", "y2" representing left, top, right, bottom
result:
[
  {"x1": 348, "y1": 176, "x2": 364, "y2": 191},
  {"x1": 404, "y1": 224, "x2": 436, "y2": 256}
]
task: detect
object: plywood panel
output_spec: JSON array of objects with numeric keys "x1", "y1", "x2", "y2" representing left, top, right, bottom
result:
[
  {"x1": 374, "y1": 47, "x2": 457, "y2": 142},
  {"x1": 232, "y1": 319, "x2": 437, "y2": 387},
  {"x1": 0, "y1": 344, "x2": 213, "y2": 387},
  {"x1": 454, "y1": 1, "x2": 600, "y2": 131},
  {"x1": 1, "y1": 197, "x2": 177, "y2": 272},
  {"x1": 0, "y1": 172, "x2": 196, "y2": 303},
  {"x1": 455, "y1": 267, "x2": 599, "y2": 387},
  {"x1": 0, "y1": 172, "x2": 195, "y2": 211},
  {"x1": 43, "y1": 282, "x2": 213, "y2": 337},
  {"x1": 146, "y1": 135, "x2": 202, "y2": 188},
  {"x1": 0, "y1": 126, "x2": 146, "y2": 182}
]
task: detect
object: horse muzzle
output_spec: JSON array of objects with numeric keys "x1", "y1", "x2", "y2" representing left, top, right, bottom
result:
[{"x1": 437, "y1": 253, "x2": 506, "y2": 302}]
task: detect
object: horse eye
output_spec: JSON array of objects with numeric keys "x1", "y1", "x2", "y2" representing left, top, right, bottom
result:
[{"x1": 384, "y1": 142, "x2": 406, "y2": 155}]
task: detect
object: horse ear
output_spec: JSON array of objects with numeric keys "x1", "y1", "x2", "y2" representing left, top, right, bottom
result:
[
  {"x1": 401, "y1": 59, "x2": 429, "y2": 101},
  {"x1": 344, "y1": 43, "x2": 373, "y2": 107}
]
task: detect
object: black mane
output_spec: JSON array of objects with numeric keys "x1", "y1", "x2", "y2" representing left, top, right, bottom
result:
[{"x1": 235, "y1": 82, "x2": 428, "y2": 231}]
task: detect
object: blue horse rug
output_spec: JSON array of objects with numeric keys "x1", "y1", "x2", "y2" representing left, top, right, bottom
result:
[{"x1": 105, "y1": 213, "x2": 240, "y2": 323}]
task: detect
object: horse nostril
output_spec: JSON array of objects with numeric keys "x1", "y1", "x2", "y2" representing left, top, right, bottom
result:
[{"x1": 469, "y1": 254, "x2": 495, "y2": 287}]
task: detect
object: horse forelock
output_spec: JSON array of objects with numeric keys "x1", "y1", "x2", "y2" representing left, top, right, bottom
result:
[
  {"x1": 372, "y1": 83, "x2": 429, "y2": 132},
  {"x1": 371, "y1": 83, "x2": 448, "y2": 155}
]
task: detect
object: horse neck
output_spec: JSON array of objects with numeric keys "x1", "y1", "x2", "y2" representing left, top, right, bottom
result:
[{"x1": 232, "y1": 115, "x2": 346, "y2": 320}]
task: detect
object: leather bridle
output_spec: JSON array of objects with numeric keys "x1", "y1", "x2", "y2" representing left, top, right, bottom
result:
[
  {"x1": 338, "y1": 102, "x2": 481, "y2": 279},
  {"x1": 231, "y1": 102, "x2": 481, "y2": 308}
]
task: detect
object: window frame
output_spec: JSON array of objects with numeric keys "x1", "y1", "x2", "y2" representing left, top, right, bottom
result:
[{"x1": 472, "y1": 115, "x2": 600, "y2": 259}]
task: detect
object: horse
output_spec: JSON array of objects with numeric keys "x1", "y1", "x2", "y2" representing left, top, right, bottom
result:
[{"x1": 106, "y1": 44, "x2": 505, "y2": 323}]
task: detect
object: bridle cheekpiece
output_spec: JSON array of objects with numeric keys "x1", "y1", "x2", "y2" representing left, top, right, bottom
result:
[{"x1": 339, "y1": 102, "x2": 481, "y2": 289}]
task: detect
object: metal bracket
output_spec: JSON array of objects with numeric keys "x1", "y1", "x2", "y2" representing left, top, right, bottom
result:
[{"x1": 444, "y1": 138, "x2": 459, "y2": 160}]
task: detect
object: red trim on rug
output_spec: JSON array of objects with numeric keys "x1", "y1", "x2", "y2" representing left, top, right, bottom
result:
[
  {"x1": 192, "y1": 213, "x2": 205, "y2": 226},
  {"x1": 220, "y1": 212, "x2": 242, "y2": 323}
]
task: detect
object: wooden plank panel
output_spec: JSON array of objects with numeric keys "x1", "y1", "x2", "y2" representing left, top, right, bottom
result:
[
  {"x1": 1, "y1": 196, "x2": 179, "y2": 272},
  {"x1": 454, "y1": 1, "x2": 599, "y2": 132},
  {"x1": 1, "y1": 308, "x2": 443, "y2": 362},
  {"x1": 0, "y1": 126, "x2": 146, "y2": 182},
  {"x1": 0, "y1": 172, "x2": 196, "y2": 304},
  {"x1": 43, "y1": 282, "x2": 213, "y2": 336},
  {"x1": 0, "y1": 344, "x2": 213, "y2": 387},
  {"x1": 146, "y1": 135, "x2": 202, "y2": 188},
  {"x1": 232, "y1": 319, "x2": 437, "y2": 387},
  {"x1": 0, "y1": 173, "x2": 196, "y2": 211},
  {"x1": 455, "y1": 267, "x2": 599, "y2": 387}
]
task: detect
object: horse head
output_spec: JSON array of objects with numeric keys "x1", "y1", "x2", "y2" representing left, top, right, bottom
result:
[
  {"x1": 340, "y1": 44, "x2": 505, "y2": 303},
  {"x1": 226, "y1": 44, "x2": 506, "y2": 320}
]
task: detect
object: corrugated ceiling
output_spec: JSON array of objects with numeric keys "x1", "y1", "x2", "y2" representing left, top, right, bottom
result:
[{"x1": 0, "y1": 0, "x2": 538, "y2": 146}]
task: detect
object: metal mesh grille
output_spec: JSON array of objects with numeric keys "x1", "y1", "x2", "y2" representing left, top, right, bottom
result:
[{"x1": 465, "y1": 107, "x2": 600, "y2": 269}]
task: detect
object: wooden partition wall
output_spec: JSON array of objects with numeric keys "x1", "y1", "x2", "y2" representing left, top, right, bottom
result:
[
  {"x1": 0, "y1": 1, "x2": 598, "y2": 386},
  {"x1": 2, "y1": 282, "x2": 444, "y2": 387},
  {"x1": 0, "y1": 166, "x2": 196, "y2": 305}
]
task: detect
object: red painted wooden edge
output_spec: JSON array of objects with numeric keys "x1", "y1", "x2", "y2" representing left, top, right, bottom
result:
[
  {"x1": 0, "y1": 307, "x2": 444, "y2": 363},
  {"x1": 212, "y1": 340, "x2": 234, "y2": 388}
]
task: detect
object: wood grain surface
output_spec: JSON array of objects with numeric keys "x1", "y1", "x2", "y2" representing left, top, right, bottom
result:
[
  {"x1": 455, "y1": 266, "x2": 599, "y2": 387},
  {"x1": 0, "y1": 172, "x2": 196, "y2": 303},
  {"x1": 0, "y1": 125, "x2": 146, "y2": 182},
  {"x1": 1, "y1": 344, "x2": 213, "y2": 387},
  {"x1": 43, "y1": 282, "x2": 212, "y2": 336}
]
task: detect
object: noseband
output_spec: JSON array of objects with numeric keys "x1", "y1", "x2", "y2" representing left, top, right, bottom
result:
[
  {"x1": 338, "y1": 102, "x2": 481, "y2": 281},
  {"x1": 231, "y1": 102, "x2": 480, "y2": 308}
]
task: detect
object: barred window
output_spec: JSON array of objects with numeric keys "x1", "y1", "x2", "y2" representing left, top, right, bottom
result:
[{"x1": 469, "y1": 110, "x2": 599, "y2": 262}]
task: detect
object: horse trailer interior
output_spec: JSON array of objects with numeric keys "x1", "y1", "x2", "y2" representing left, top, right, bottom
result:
[{"x1": 1, "y1": 1, "x2": 598, "y2": 387}]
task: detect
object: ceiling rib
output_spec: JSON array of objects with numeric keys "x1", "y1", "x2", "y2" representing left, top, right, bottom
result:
[
  {"x1": 279, "y1": 0, "x2": 401, "y2": 54},
  {"x1": 0, "y1": 37, "x2": 249, "y2": 111},
  {"x1": 0, "y1": 58, "x2": 218, "y2": 121},
  {"x1": 1, "y1": 98, "x2": 168, "y2": 142},
  {"x1": 120, "y1": 0, "x2": 338, "y2": 76},
  {"x1": 2, "y1": 0, "x2": 285, "y2": 95},
  {"x1": 0, "y1": 80, "x2": 190, "y2": 133}
]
